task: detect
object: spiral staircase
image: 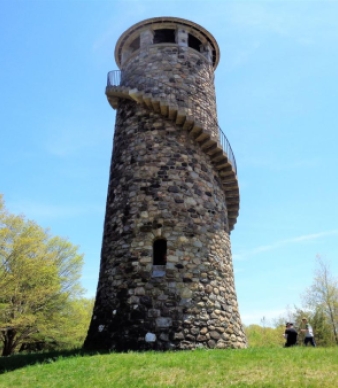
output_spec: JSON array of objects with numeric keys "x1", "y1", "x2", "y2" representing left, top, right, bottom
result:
[{"x1": 105, "y1": 72, "x2": 240, "y2": 231}]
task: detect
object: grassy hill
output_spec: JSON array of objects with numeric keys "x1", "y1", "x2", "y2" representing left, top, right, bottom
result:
[{"x1": 1, "y1": 347, "x2": 337, "y2": 387}]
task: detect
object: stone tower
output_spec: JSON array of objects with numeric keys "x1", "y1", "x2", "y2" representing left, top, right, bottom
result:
[{"x1": 84, "y1": 17, "x2": 246, "y2": 351}]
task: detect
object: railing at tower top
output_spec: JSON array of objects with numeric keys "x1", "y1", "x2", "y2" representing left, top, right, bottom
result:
[{"x1": 106, "y1": 70, "x2": 237, "y2": 174}]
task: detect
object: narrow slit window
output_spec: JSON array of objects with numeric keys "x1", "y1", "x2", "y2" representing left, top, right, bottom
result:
[{"x1": 153, "y1": 239, "x2": 167, "y2": 265}]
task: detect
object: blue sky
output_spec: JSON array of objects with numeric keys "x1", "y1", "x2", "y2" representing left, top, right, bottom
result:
[{"x1": 1, "y1": 0, "x2": 338, "y2": 326}]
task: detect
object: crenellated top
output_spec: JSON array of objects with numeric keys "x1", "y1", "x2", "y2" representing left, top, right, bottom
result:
[{"x1": 115, "y1": 16, "x2": 220, "y2": 69}]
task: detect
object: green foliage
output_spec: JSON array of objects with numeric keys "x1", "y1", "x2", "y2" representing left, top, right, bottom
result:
[
  {"x1": 301, "y1": 256, "x2": 338, "y2": 346},
  {"x1": 276, "y1": 256, "x2": 338, "y2": 348},
  {"x1": 245, "y1": 324, "x2": 285, "y2": 348},
  {"x1": 56, "y1": 297, "x2": 94, "y2": 348},
  {"x1": 288, "y1": 306, "x2": 336, "y2": 347},
  {"x1": 311, "y1": 306, "x2": 335, "y2": 346},
  {"x1": 1, "y1": 348, "x2": 338, "y2": 387},
  {"x1": 0, "y1": 194, "x2": 89, "y2": 356}
]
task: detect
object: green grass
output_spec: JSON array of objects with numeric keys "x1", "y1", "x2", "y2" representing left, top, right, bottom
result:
[{"x1": 1, "y1": 347, "x2": 337, "y2": 387}]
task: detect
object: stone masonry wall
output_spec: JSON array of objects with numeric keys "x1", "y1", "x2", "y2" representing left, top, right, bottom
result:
[
  {"x1": 84, "y1": 101, "x2": 246, "y2": 350},
  {"x1": 121, "y1": 45, "x2": 219, "y2": 140}
]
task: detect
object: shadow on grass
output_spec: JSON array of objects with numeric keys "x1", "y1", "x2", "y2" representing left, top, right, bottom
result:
[{"x1": 0, "y1": 348, "x2": 110, "y2": 374}]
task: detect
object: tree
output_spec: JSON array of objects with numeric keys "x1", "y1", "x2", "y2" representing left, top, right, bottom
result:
[
  {"x1": 302, "y1": 256, "x2": 338, "y2": 346},
  {"x1": 57, "y1": 297, "x2": 94, "y2": 348},
  {"x1": 273, "y1": 304, "x2": 336, "y2": 347},
  {"x1": 244, "y1": 323, "x2": 285, "y2": 348},
  {"x1": 0, "y1": 194, "x2": 85, "y2": 356},
  {"x1": 16, "y1": 297, "x2": 94, "y2": 352},
  {"x1": 310, "y1": 305, "x2": 335, "y2": 346}
]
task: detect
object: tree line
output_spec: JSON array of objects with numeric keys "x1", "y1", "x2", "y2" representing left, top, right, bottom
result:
[
  {"x1": 1, "y1": 192, "x2": 337, "y2": 355},
  {"x1": 0, "y1": 195, "x2": 93, "y2": 356},
  {"x1": 245, "y1": 256, "x2": 338, "y2": 348}
]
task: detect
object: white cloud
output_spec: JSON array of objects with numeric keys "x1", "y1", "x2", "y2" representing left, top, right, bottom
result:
[{"x1": 234, "y1": 230, "x2": 338, "y2": 260}]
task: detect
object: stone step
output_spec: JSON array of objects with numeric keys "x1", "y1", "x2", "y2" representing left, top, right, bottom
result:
[
  {"x1": 160, "y1": 100, "x2": 169, "y2": 117},
  {"x1": 223, "y1": 171, "x2": 236, "y2": 180},
  {"x1": 227, "y1": 193, "x2": 239, "y2": 206},
  {"x1": 195, "y1": 132, "x2": 210, "y2": 143},
  {"x1": 223, "y1": 181, "x2": 239, "y2": 190},
  {"x1": 211, "y1": 152, "x2": 227, "y2": 163},
  {"x1": 205, "y1": 143, "x2": 223, "y2": 156},
  {"x1": 227, "y1": 202, "x2": 239, "y2": 212},
  {"x1": 226, "y1": 196, "x2": 240, "y2": 204},
  {"x1": 106, "y1": 86, "x2": 133, "y2": 106},
  {"x1": 183, "y1": 115, "x2": 194, "y2": 131},
  {"x1": 227, "y1": 202, "x2": 239, "y2": 209},
  {"x1": 118, "y1": 86, "x2": 130, "y2": 95},
  {"x1": 200, "y1": 138, "x2": 217, "y2": 151},
  {"x1": 129, "y1": 88, "x2": 143, "y2": 103},
  {"x1": 219, "y1": 168, "x2": 235, "y2": 178},
  {"x1": 228, "y1": 210, "x2": 239, "y2": 218},
  {"x1": 223, "y1": 181, "x2": 239, "y2": 189},
  {"x1": 138, "y1": 91, "x2": 147, "y2": 104},
  {"x1": 190, "y1": 121, "x2": 203, "y2": 137},
  {"x1": 223, "y1": 190, "x2": 239, "y2": 200},
  {"x1": 176, "y1": 109, "x2": 187, "y2": 125},
  {"x1": 219, "y1": 168, "x2": 234, "y2": 179},
  {"x1": 218, "y1": 164, "x2": 232, "y2": 173},
  {"x1": 143, "y1": 93, "x2": 153, "y2": 109},
  {"x1": 214, "y1": 158, "x2": 230, "y2": 170},
  {"x1": 222, "y1": 183, "x2": 238, "y2": 195},
  {"x1": 152, "y1": 98, "x2": 161, "y2": 113},
  {"x1": 168, "y1": 103, "x2": 178, "y2": 120}
]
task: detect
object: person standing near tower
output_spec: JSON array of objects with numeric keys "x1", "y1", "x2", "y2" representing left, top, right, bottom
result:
[
  {"x1": 284, "y1": 322, "x2": 298, "y2": 347},
  {"x1": 301, "y1": 318, "x2": 316, "y2": 347}
]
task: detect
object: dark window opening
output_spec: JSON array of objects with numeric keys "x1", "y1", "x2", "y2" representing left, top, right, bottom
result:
[
  {"x1": 129, "y1": 36, "x2": 140, "y2": 52},
  {"x1": 212, "y1": 49, "x2": 216, "y2": 65},
  {"x1": 153, "y1": 239, "x2": 167, "y2": 265},
  {"x1": 153, "y1": 29, "x2": 176, "y2": 44},
  {"x1": 188, "y1": 34, "x2": 201, "y2": 51}
]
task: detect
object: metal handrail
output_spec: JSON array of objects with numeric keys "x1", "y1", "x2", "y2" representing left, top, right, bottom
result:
[{"x1": 106, "y1": 70, "x2": 237, "y2": 173}]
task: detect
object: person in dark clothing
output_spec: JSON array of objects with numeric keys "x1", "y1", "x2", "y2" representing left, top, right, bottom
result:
[{"x1": 284, "y1": 322, "x2": 298, "y2": 347}]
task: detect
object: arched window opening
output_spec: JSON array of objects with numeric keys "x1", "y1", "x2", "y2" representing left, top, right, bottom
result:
[
  {"x1": 153, "y1": 239, "x2": 167, "y2": 265},
  {"x1": 153, "y1": 29, "x2": 176, "y2": 44},
  {"x1": 188, "y1": 34, "x2": 201, "y2": 51}
]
